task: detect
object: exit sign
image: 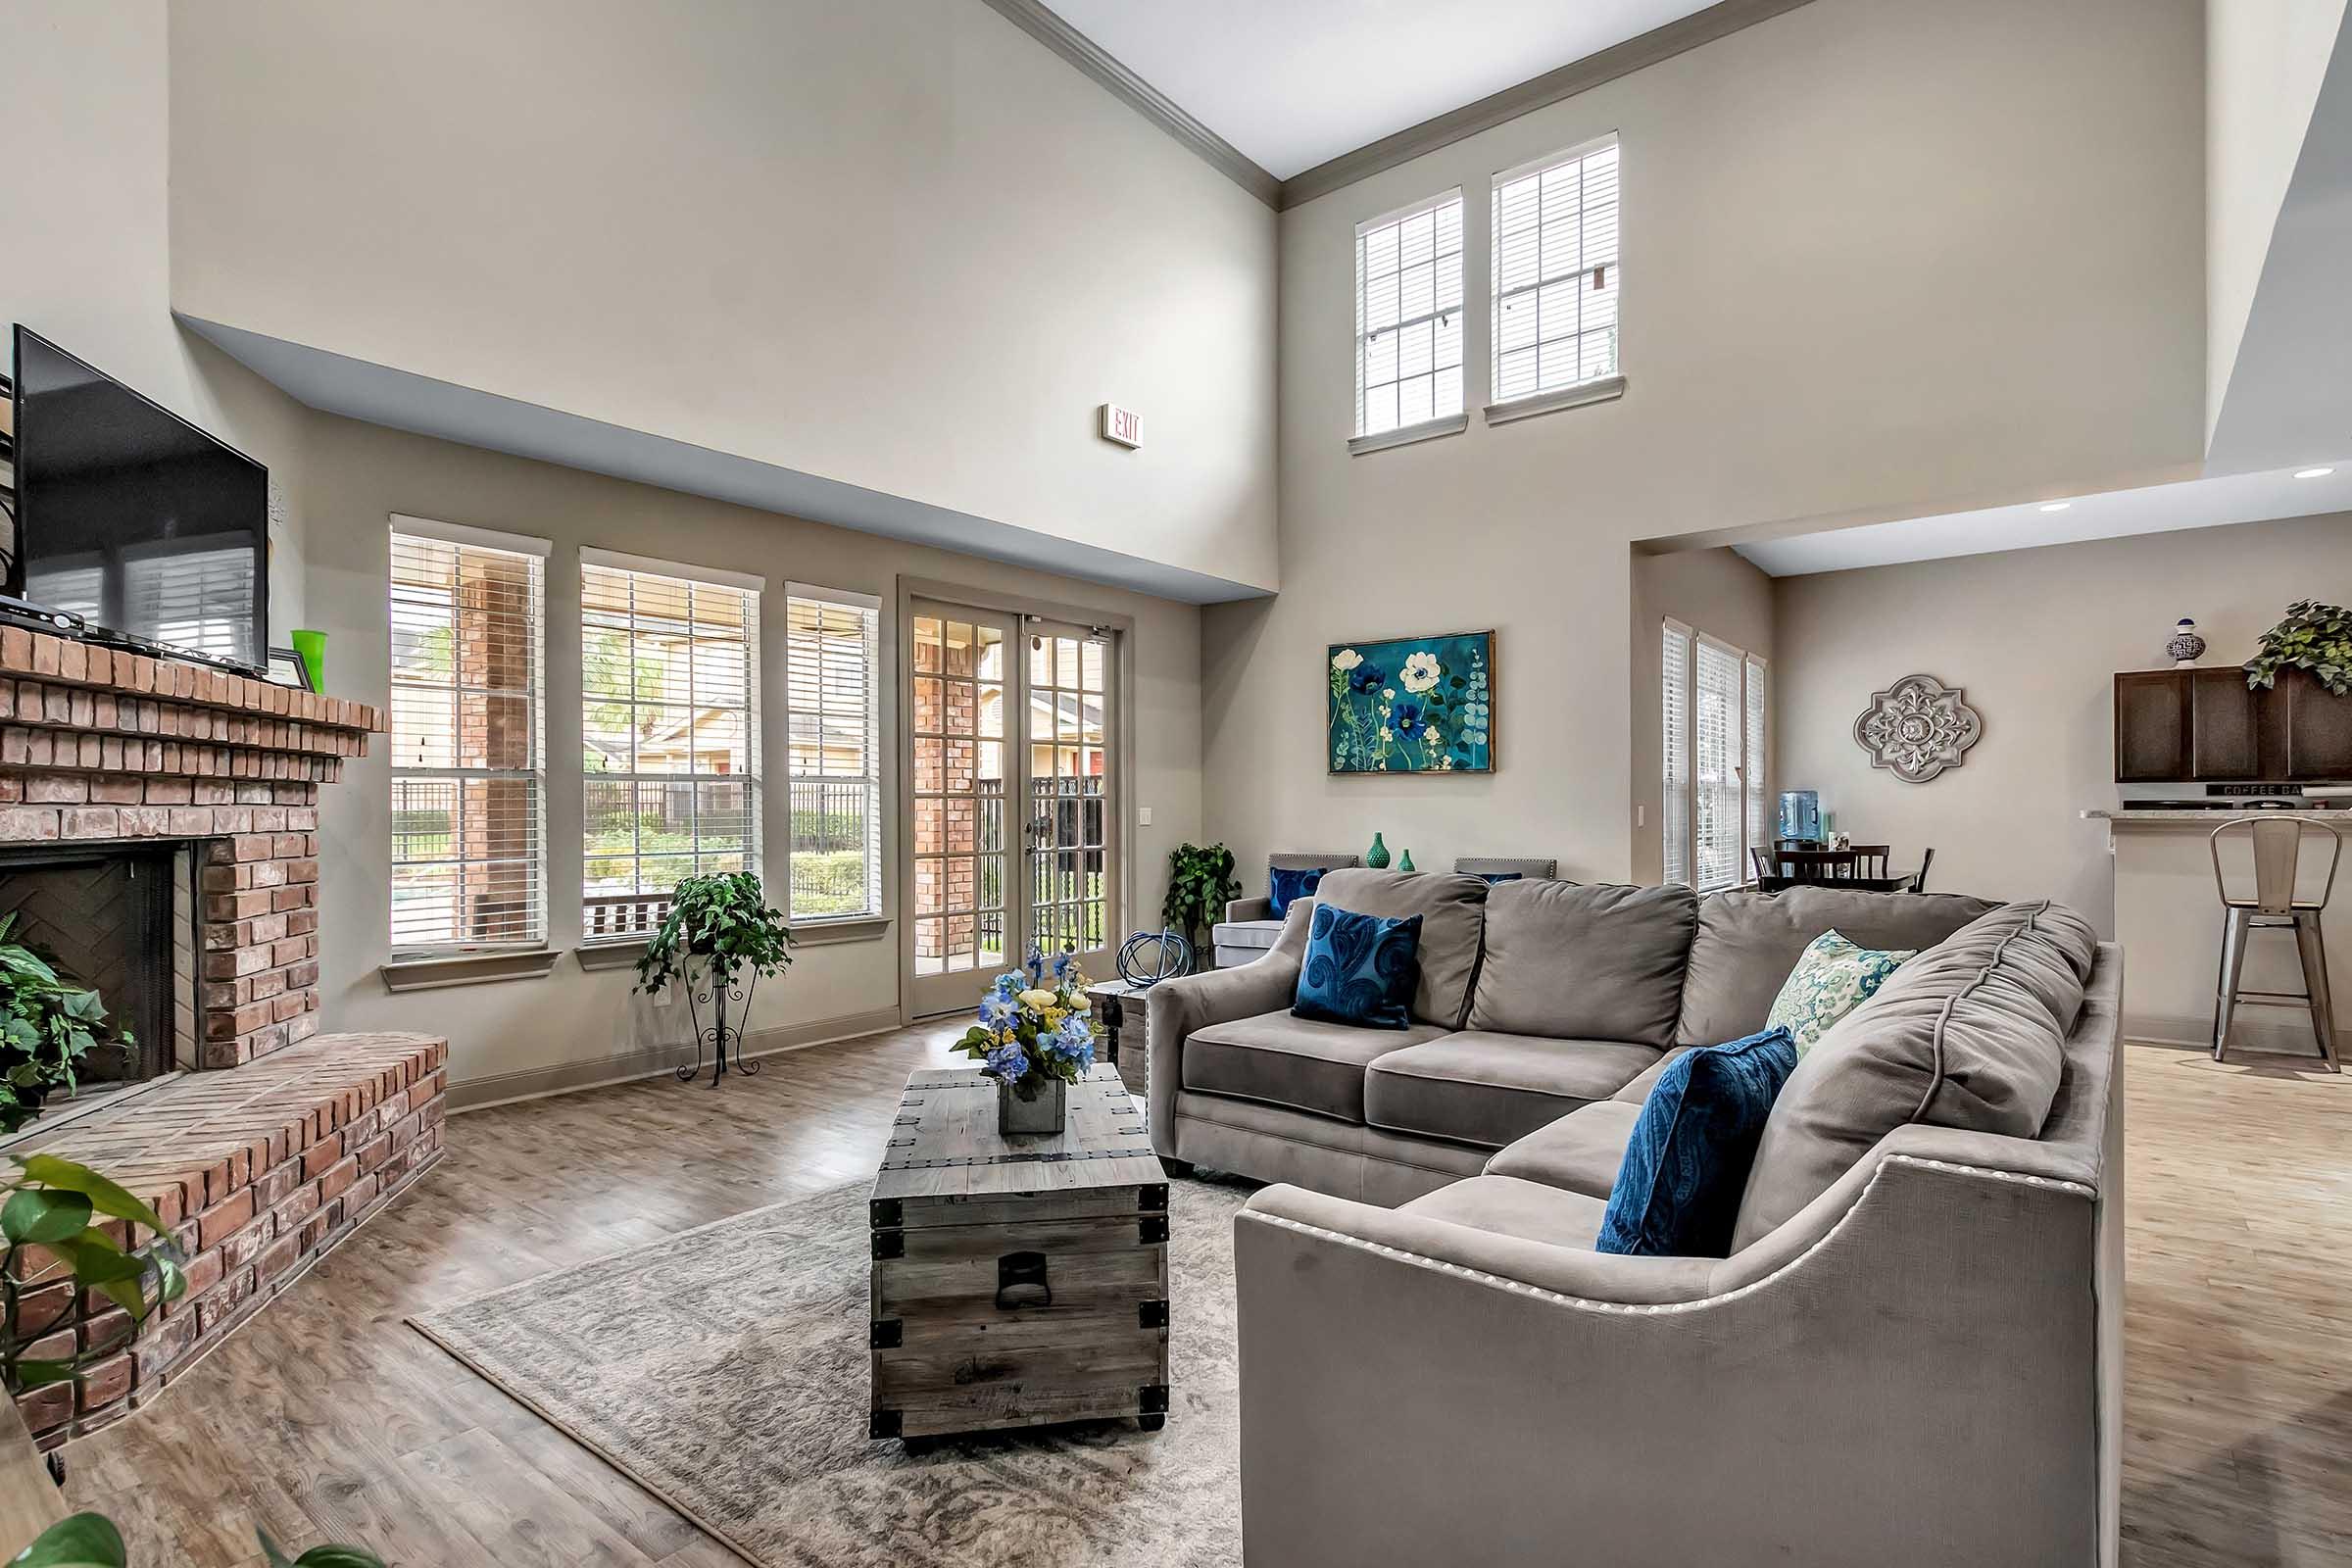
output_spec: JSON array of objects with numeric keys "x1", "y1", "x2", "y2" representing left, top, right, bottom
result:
[{"x1": 1098, "y1": 404, "x2": 1143, "y2": 449}]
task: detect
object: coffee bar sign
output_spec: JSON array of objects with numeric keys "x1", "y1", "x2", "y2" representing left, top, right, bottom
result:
[{"x1": 1098, "y1": 403, "x2": 1143, "y2": 449}]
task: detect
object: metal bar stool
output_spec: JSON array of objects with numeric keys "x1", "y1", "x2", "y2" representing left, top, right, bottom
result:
[{"x1": 2210, "y1": 816, "x2": 2343, "y2": 1070}]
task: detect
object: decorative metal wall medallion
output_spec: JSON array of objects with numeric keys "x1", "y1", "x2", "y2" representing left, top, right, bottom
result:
[{"x1": 1852, "y1": 673, "x2": 1983, "y2": 783}]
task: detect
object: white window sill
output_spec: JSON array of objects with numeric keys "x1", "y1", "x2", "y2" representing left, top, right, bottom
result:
[
  {"x1": 789, "y1": 914, "x2": 892, "y2": 946},
  {"x1": 380, "y1": 948, "x2": 561, "y2": 992},
  {"x1": 1483, "y1": 374, "x2": 1627, "y2": 427},
  {"x1": 1347, "y1": 412, "x2": 1467, "y2": 457},
  {"x1": 574, "y1": 939, "x2": 653, "y2": 971}
]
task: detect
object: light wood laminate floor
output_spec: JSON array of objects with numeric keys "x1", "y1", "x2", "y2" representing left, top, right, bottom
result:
[{"x1": 49, "y1": 1030, "x2": 2352, "y2": 1566}]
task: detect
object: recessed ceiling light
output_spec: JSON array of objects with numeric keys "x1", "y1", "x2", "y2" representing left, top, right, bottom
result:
[
  {"x1": 2038, "y1": 502, "x2": 2072, "y2": 513},
  {"x1": 2294, "y1": 466, "x2": 2335, "y2": 479}
]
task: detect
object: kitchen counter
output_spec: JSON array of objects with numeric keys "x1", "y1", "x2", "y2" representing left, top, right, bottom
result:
[
  {"x1": 2083, "y1": 808, "x2": 2352, "y2": 825},
  {"x1": 2090, "y1": 808, "x2": 2346, "y2": 1057}
]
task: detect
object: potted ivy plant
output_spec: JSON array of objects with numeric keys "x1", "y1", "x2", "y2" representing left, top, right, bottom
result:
[
  {"x1": 1160, "y1": 843, "x2": 1241, "y2": 967},
  {"x1": 633, "y1": 872, "x2": 793, "y2": 1088},
  {"x1": 2245, "y1": 600, "x2": 2352, "y2": 696},
  {"x1": 0, "y1": 914, "x2": 131, "y2": 1135}
]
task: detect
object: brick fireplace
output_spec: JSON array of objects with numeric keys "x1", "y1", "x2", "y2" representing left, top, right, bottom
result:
[{"x1": 0, "y1": 624, "x2": 450, "y2": 1446}]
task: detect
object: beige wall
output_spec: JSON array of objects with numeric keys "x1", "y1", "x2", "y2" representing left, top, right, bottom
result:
[
  {"x1": 302, "y1": 413, "x2": 1202, "y2": 1098},
  {"x1": 1204, "y1": 0, "x2": 2204, "y2": 888},
  {"x1": 1771, "y1": 511, "x2": 2352, "y2": 932},
  {"x1": 166, "y1": 0, "x2": 1280, "y2": 594},
  {"x1": 2205, "y1": 0, "x2": 2348, "y2": 443},
  {"x1": 1, "y1": 0, "x2": 310, "y2": 637},
  {"x1": 1628, "y1": 546, "x2": 1776, "y2": 885}
]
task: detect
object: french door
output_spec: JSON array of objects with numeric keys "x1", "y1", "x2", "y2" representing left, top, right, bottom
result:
[{"x1": 905, "y1": 600, "x2": 1118, "y2": 1017}]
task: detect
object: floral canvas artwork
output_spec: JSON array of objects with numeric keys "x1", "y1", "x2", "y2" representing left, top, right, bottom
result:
[{"x1": 1327, "y1": 631, "x2": 1495, "y2": 773}]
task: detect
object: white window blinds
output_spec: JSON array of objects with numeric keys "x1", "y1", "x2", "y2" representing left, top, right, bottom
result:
[
  {"x1": 1694, "y1": 637, "x2": 1744, "y2": 893},
  {"x1": 1662, "y1": 619, "x2": 1767, "y2": 894},
  {"x1": 785, "y1": 587, "x2": 881, "y2": 920},
  {"x1": 388, "y1": 520, "x2": 548, "y2": 953},
  {"x1": 1355, "y1": 189, "x2": 1465, "y2": 437},
  {"x1": 1492, "y1": 135, "x2": 1620, "y2": 406},
  {"x1": 1743, "y1": 655, "x2": 1770, "y2": 862},
  {"x1": 580, "y1": 552, "x2": 761, "y2": 941},
  {"x1": 1662, "y1": 620, "x2": 1691, "y2": 888}
]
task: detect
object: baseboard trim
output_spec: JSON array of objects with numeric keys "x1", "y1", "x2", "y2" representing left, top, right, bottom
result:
[
  {"x1": 2127, "y1": 1009, "x2": 2333, "y2": 1059},
  {"x1": 446, "y1": 1006, "x2": 905, "y2": 1111}
]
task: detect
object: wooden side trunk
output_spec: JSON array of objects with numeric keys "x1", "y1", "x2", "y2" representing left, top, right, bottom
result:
[{"x1": 869, "y1": 1183, "x2": 1171, "y2": 1439}]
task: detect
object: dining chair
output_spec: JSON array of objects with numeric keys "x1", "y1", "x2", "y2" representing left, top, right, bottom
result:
[
  {"x1": 2210, "y1": 816, "x2": 2342, "y2": 1070},
  {"x1": 1845, "y1": 845, "x2": 1892, "y2": 881},
  {"x1": 1903, "y1": 848, "x2": 1936, "y2": 894},
  {"x1": 1748, "y1": 847, "x2": 1776, "y2": 885}
]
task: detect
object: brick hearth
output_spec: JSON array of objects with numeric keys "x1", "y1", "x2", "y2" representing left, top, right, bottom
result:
[
  {"x1": 0, "y1": 626, "x2": 441, "y2": 1445},
  {"x1": 11, "y1": 1033, "x2": 449, "y2": 1446}
]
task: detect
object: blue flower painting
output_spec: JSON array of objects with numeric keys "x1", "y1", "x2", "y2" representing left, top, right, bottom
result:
[{"x1": 1327, "y1": 631, "x2": 1495, "y2": 773}]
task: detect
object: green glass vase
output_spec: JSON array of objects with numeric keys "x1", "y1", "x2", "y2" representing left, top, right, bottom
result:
[
  {"x1": 1398, "y1": 850, "x2": 1416, "y2": 872},
  {"x1": 1365, "y1": 832, "x2": 1391, "y2": 869}
]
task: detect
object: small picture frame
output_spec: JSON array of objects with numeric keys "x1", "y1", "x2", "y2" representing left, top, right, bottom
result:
[{"x1": 268, "y1": 646, "x2": 318, "y2": 692}]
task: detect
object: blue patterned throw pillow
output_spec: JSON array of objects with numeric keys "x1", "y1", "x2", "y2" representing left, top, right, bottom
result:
[
  {"x1": 1766, "y1": 929, "x2": 1915, "y2": 1054},
  {"x1": 1595, "y1": 1027, "x2": 1800, "y2": 1257},
  {"x1": 1291, "y1": 904, "x2": 1423, "y2": 1029},
  {"x1": 1267, "y1": 866, "x2": 1327, "y2": 919}
]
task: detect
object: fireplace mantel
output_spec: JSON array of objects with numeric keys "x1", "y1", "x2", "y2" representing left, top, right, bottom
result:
[{"x1": 0, "y1": 626, "x2": 381, "y2": 1066}]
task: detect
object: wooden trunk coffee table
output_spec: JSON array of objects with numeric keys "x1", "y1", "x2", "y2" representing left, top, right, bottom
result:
[{"x1": 867, "y1": 1063, "x2": 1170, "y2": 1441}]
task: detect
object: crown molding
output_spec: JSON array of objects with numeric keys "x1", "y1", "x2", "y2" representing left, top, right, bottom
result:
[
  {"x1": 975, "y1": 0, "x2": 1283, "y2": 208},
  {"x1": 1278, "y1": 0, "x2": 1818, "y2": 210}
]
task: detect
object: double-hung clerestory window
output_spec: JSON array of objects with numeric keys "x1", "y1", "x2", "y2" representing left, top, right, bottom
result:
[
  {"x1": 1491, "y1": 133, "x2": 1621, "y2": 412},
  {"x1": 1353, "y1": 189, "x2": 1466, "y2": 444}
]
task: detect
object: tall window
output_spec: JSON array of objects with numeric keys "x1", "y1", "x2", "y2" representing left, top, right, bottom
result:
[
  {"x1": 388, "y1": 519, "x2": 548, "y2": 953},
  {"x1": 1354, "y1": 189, "x2": 1465, "y2": 438},
  {"x1": 1662, "y1": 618, "x2": 1767, "y2": 894},
  {"x1": 785, "y1": 586, "x2": 881, "y2": 920},
  {"x1": 579, "y1": 551, "x2": 760, "y2": 940},
  {"x1": 1492, "y1": 134, "x2": 1620, "y2": 407}
]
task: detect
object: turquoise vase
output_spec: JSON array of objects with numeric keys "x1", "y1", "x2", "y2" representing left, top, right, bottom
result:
[
  {"x1": 1365, "y1": 832, "x2": 1391, "y2": 869},
  {"x1": 1398, "y1": 850, "x2": 1416, "y2": 872}
]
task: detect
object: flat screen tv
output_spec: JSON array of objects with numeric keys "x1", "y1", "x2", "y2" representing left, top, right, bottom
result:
[{"x1": 8, "y1": 325, "x2": 269, "y2": 670}]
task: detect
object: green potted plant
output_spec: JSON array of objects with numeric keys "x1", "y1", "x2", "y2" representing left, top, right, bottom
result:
[
  {"x1": 633, "y1": 872, "x2": 793, "y2": 1088},
  {"x1": 2245, "y1": 600, "x2": 2352, "y2": 696},
  {"x1": 0, "y1": 914, "x2": 131, "y2": 1135},
  {"x1": 1161, "y1": 843, "x2": 1241, "y2": 966}
]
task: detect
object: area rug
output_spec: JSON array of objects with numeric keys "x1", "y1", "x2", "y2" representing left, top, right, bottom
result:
[{"x1": 410, "y1": 1178, "x2": 1250, "y2": 1567}]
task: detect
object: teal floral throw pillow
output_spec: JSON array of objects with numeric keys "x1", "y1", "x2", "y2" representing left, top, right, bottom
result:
[{"x1": 1765, "y1": 930, "x2": 1915, "y2": 1054}]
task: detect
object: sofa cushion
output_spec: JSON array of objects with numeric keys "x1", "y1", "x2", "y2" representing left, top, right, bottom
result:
[
  {"x1": 1184, "y1": 1008, "x2": 1449, "y2": 1123},
  {"x1": 1293, "y1": 905, "x2": 1423, "y2": 1029},
  {"x1": 1675, "y1": 887, "x2": 1996, "y2": 1047},
  {"x1": 1398, "y1": 1175, "x2": 1612, "y2": 1250},
  {"x1": 1211, "y1": 918, "x2": 1284, "y2": 954},
  {"x1": 1466, "y1": 881, "x2": 1696, "y2": 1048},
  {"x1": 1268, "y1": 865, "x2": 1328, "y2": 919},
  {"x1": 1730, "y1": 900, "x2": 2098, "y2": 1250},
  {"x1": 1612, "y1": 1047, "x2": 1691, "y2": 1104},
  {"x1": 1765, "y1": 930, "x2": 1916, "y2": 1054},
  {"x1": 1484, "y1": 1100, "x2": 1645, "y2": 1198},
  {"x1": 1312, "y1": 868, "x2": 1491, "y2": 1029},
  {"x1": 1596, "y1": 1027, "x2": 1799, "y2": 1257},
  {"x1": 1365, "y1": 1031, "x2": 1661, "y2": 1150}
]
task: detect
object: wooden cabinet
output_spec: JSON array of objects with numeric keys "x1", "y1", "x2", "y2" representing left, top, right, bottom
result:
[
  {"x1": 2115, "y1": 671, "x2": 2191, "y2": 781},
  {"x1": 2114, "y1": 668, "x2": 2352, "y2": 782},
  {"x1": 2190, "y1": 669, "x2": 2262, "y2": 779},
  {"x1": 2279, "y1": 668, "x2": 2352, "y2": 780}
]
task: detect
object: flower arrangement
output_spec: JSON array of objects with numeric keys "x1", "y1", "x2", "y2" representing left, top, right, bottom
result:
[{"x1": 955, "y1": 946, "x2": 1101, "y2": 1114}]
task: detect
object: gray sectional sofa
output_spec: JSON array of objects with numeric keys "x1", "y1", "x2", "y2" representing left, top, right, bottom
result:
[{"x1": 1146, "y1": 867, "x2": 2125, "y2": 1567}]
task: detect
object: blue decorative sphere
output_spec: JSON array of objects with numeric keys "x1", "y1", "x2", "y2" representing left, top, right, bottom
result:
[{"x1": 1118, "y1": 928, "x2": 1194, "y2": 988}]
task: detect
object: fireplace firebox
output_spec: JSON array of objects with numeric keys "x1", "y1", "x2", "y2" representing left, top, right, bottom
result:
[{"x1": 0, "y1": 843, "x2": 190, "y2": 1087}]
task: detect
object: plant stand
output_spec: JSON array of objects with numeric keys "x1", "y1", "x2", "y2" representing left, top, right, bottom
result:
[{"x1": 676, "y1": 958, "x2": 762, "y2": 1089}]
